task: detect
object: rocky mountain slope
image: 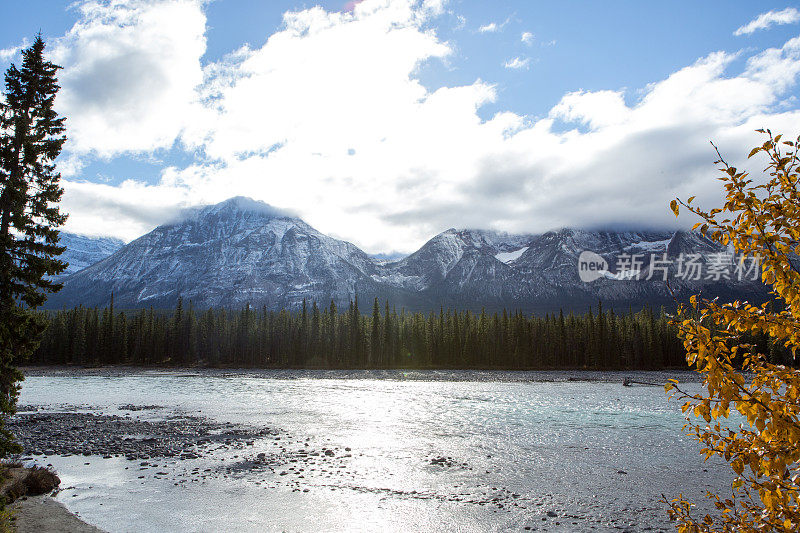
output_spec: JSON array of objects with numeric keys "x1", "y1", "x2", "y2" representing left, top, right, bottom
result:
[
  {"x1": 46, "y1": 197, "x2": 768, "y2": 312},
  {"x1": 57, "y1": 233, "x2": 125, "y2": 276},
  {"x1": 47, "y1": 198, "x2": 415, "y2": 309}
]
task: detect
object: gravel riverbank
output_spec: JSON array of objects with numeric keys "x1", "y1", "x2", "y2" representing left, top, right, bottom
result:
[{"x1": 10, "y1": 406, "x2": 276, "y2": 460}]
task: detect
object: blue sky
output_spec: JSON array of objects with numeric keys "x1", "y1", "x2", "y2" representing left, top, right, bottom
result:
[{"x1": 1, "y1": 1, "x2": 799, "y2": 253}]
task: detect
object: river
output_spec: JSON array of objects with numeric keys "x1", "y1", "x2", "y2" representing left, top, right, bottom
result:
[{"x1": 15, "y1": 369, "x2": 730, "y2": 532}]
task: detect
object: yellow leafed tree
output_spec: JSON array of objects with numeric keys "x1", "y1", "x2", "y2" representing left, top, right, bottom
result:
[{"x1": 665, "y1": 130, "x2": 800, "y2": 531}]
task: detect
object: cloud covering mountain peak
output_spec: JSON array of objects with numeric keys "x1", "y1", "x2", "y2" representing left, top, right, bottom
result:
[{"x1": 8, "y1": 0, "x2": 798, "y2": 253}]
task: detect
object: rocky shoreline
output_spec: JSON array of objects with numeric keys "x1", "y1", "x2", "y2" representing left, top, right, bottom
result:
[
  {"x1": 11, "y1": 406, "x2": 276, "y2": 460},
  {"x1": 7, "y1": 406, "x2": 286, "y2": 532}
]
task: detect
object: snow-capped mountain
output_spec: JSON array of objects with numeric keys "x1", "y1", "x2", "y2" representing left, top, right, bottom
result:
[
  {"x1": 366, "y1": 228, "x2": 764, "y2": 311},
  {"x1": 507, "y1": 229, "x2": 765, "y2": 309},
  {"x1": 57, "y1": 233, "x2": 125, "y2": 276},
  {"x1": 369, "y1": 229, "x2": 553, "y2": 308},
  {"x1": 46, "y1": 197, "x2": 401, "y2": 309},
  {"x1": 45, "y1": 197, "x2": 768, "y2": 312}
]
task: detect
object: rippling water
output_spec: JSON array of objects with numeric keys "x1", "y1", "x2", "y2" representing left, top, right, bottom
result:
[{"x1": 18, "y1": 369, "x2": 731, "y2": 532}]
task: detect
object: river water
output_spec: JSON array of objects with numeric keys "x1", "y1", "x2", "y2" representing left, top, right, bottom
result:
[{"x1": 17, "y1": 369, "x2": 731, "y2": 532}]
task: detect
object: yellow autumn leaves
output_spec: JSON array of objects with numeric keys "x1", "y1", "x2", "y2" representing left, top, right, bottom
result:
[{"x1": 666, "y1": 130, "x2": 800, "y2": 532}]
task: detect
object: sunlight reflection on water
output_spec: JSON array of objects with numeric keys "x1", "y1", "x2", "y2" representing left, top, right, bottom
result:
[{"x1": 18, "y1": 369, "x2": 730, "y2": 532}]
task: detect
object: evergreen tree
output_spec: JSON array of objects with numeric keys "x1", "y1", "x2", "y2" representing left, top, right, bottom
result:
[
  {"x1": 0, "y1": 36, "x2": 66, "y2": 455},
  {"x1": 32, "y1": 299, "x2": 703, "y2": 372},
  {"x1": 382, "y1": 300, "x2": 391, "y2": 367},
  {"x1": 370, "y1": 298, "x2": 380, "y2": 367},
  {"x1": 310, "y1": 301, "x2": 320, "y2": 364}
]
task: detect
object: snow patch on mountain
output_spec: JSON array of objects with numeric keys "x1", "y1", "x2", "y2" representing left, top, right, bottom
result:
[
  {"x1": 495, "y1": 247, "x2": 529, "y2": 264},
  {"x1": 625, "y1": 238, "x2": 673, "y2": 252}
]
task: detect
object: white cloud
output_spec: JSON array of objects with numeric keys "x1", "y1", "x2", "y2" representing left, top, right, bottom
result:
[
  {"x1": 477, "y1": 16, "x2": 511, "y2": 34},
  {"x1": 182, "y1": 2, "x2": 451, "y2": 161},
  {"x1": 0, "y1": 47, "x2": 17, "y2": 63},
  {"x1": 504, "y1": 56, "x2": 530, "y2": 70},
  {"x1": 61, "y1": 178, "x2": 192, "y2": 240},
  {"x1": 50, "y1": 0, "x2": 800, "y2": 255},
  {"x1": 521, "y1": 31, "x2": 534, "y2": 45},
  {"x1": 51, "y1": 0, "x2": 206, "y2": 157},
  {"x1": 420, "y1": 0, "x2": 446, "y2": 16},
  {"x1": 744, "y1": 35, "x2": 800, "y2": 92},
  {"x1": 734, "y1": 7, "x2": 800, "y2": 36},
  {"x1": 0, "y1": 38, "x2": 29, "y2": 63},
  {"x1": 550, "y1": 90, "x2": 629, "y2": 128}
]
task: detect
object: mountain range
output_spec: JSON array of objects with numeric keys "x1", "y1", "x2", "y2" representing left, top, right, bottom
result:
[{"x1": 46, "y1": 197, "x2": 768, "y2": 312}]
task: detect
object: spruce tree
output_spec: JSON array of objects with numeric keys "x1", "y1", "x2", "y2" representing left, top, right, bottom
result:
[
  {"x1": 0, "y1": 36, "x2": 66, "y2": 455},
  {"x1": 370, "y1": 297, "x2": 380, "y2": 367}
]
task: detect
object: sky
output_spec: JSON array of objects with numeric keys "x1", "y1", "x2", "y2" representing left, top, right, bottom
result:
[{"x1": 1, "y1": 1, "x2": 800, "y2": 254}]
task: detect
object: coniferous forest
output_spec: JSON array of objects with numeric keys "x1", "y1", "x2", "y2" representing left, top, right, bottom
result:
[{"x1": 25, "y1": 297, "x2": 706, "y2": 369}]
